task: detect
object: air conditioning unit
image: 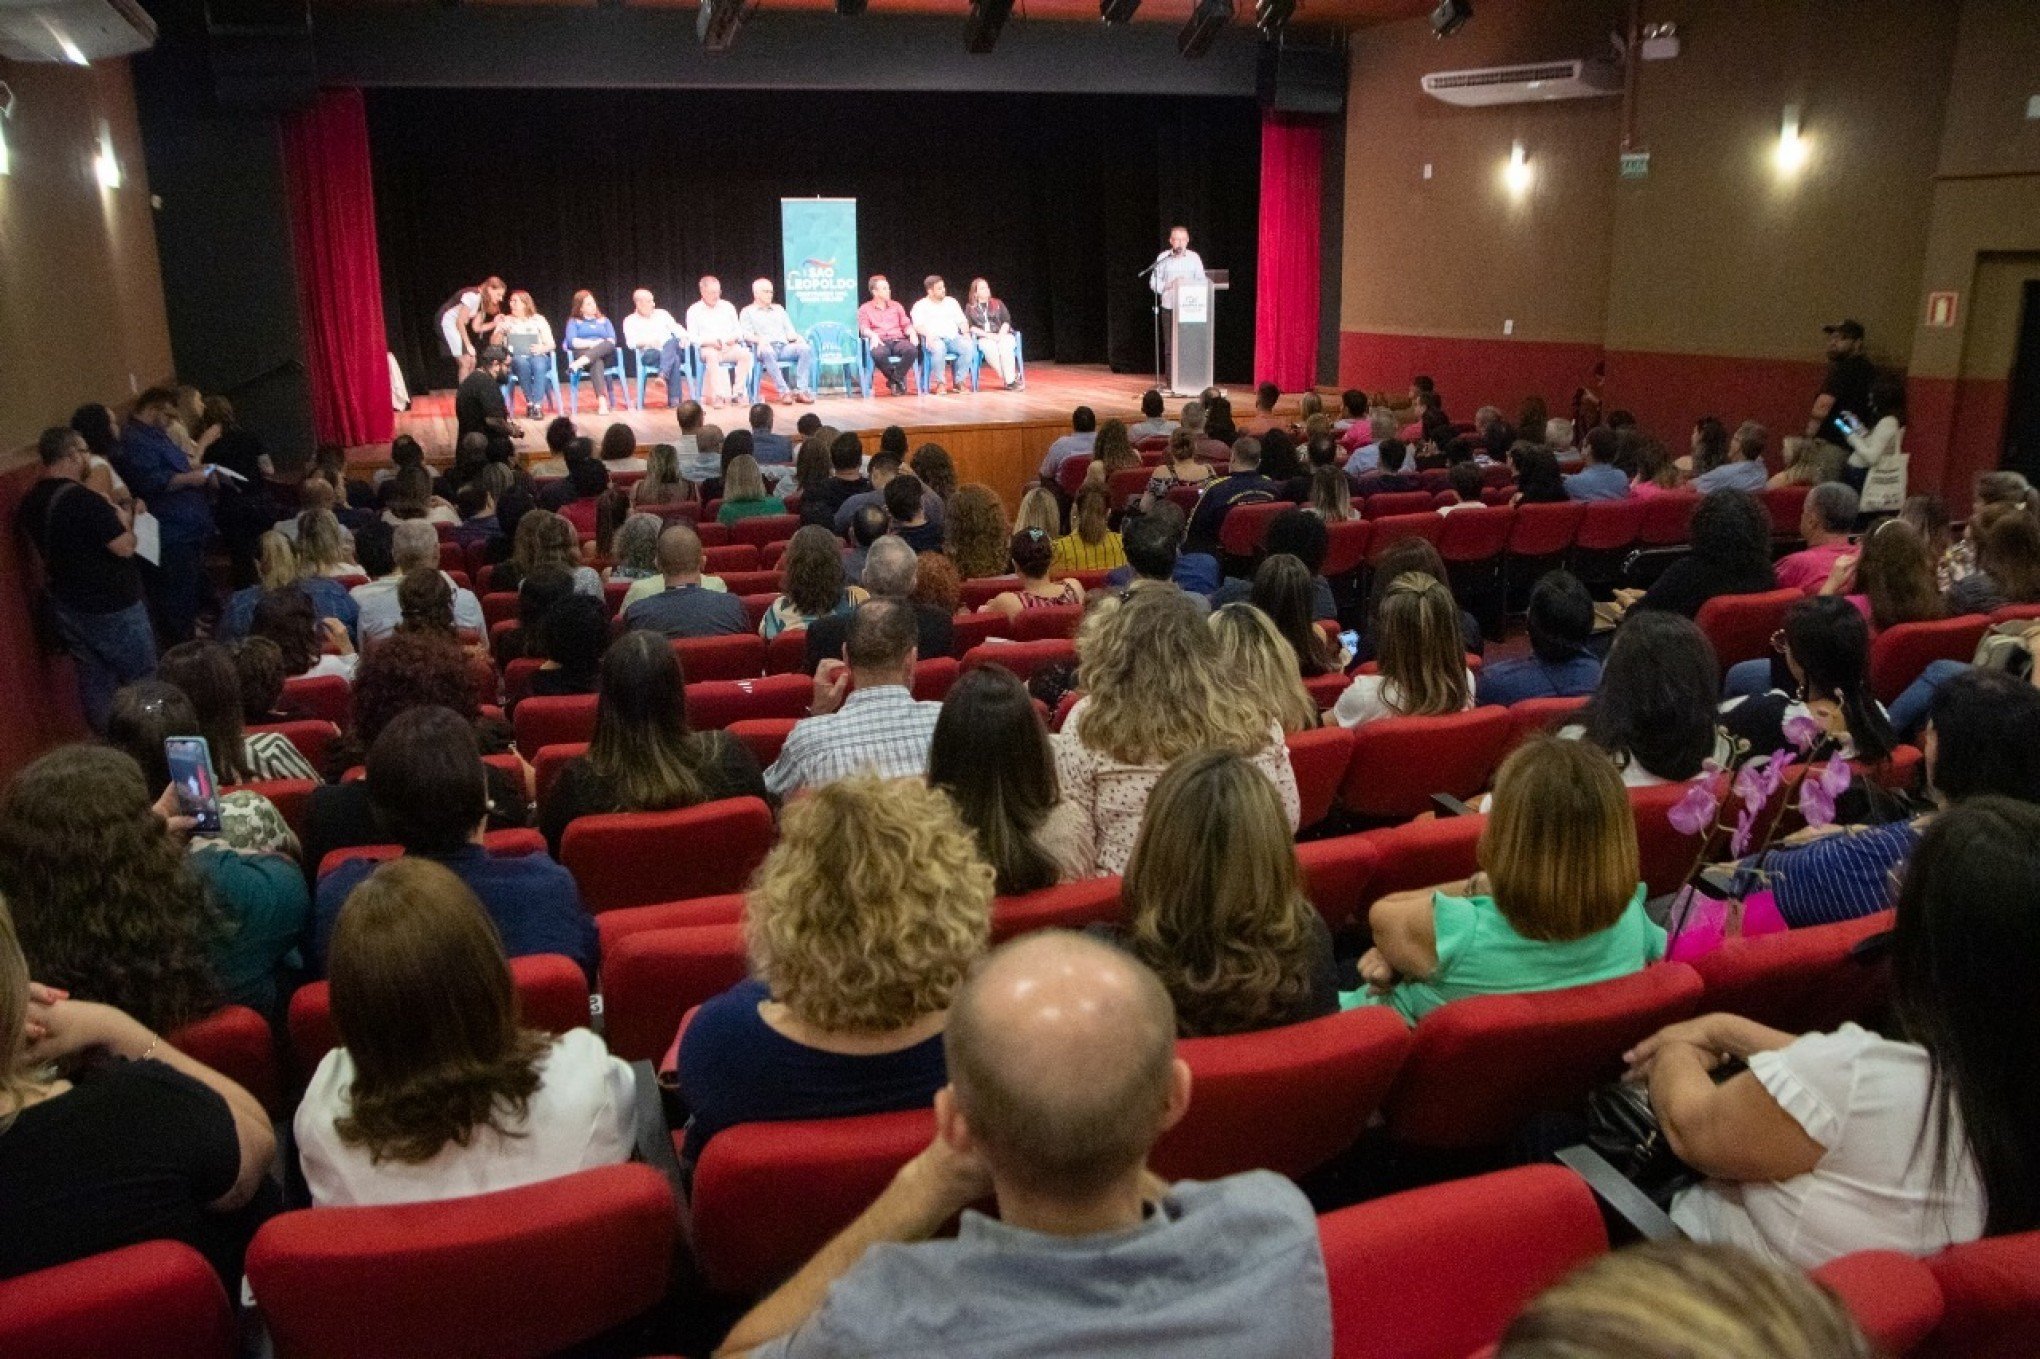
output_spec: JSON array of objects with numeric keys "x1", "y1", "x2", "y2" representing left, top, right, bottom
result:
[
  {"x1": 0, "y1": 0, "x2": 156, "y2": 62},
  {"x1": 1421, "y1": 58, "x2": 1620, "y2": 108}
]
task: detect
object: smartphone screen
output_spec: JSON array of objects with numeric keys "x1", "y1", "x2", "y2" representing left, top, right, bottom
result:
[
  {"x1": 1338, "y1": 629, "x2": 1360, "y2": 656},
  {"x1": 164, "y1": 736, "x2": 223, "y2": 835}
]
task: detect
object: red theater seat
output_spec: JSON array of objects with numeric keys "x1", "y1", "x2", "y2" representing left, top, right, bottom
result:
[
  {"x1": 718, "y1": 569, "x2": 783, "y2": 596},
  {"x1": 1438, "y1": 505, "x2": 1516, "y2": 567},
  {"x1": 533, "y1": 741, "x2": 588, "y2": 806},
  {"x1": 1919, "y1": 1229, "x2": 2040, "y2": 1358},
  {"x1": 1506, "y1": 501, "x2": 1586, "y2": 559},
  {"x1": 1695, "y1": 588, "x2": 1802, "y2": 673},
  {"x1": 1008, "y1": 603, "x2": 1086, "y2": 641},
  {"x1": 691, "y1": 1109, "x2": 935, "y2": 1297},
  {"x1": 960, "y1": 575, "x2": 1022, "y2": 610},
  {"x1": 512, "y1": 693, "x2": 599, "y2": 753},
  {"x1": 703, "y1": 543, "x2": 761, "y2": 572},
  {"x1": 684, "y1": 674, "x2": 813, "y2": 729},
  {"x1": 1339, "y1": 707, "x2": 1514, "y2": 822},
  {"x1": 1814, "y1": 1251, "x2": 1945, "y2": 1357},
  {"x1": 280, "y1": 673, "x2": 350, "y2": 729},
  {"x1": 673, "y1": 633, "x2": 767, "y2": 682},
  {"x1": 1637, "y1": 492, "x2": 1700, "y2": 546},
  {"x1": 1322, "y1": 1166, "x2": 1607, "y2": 1359},
  {"x1": 245, "y1": 1165, "x2": 676, "y2": 1359},
  {"x1": 1322, "y1": 518, "x2": 1371, "y2": 577},
  {"x1": 1365, "y1": 490, "x2": 1435, "y2": 518},
  {"x1": 561, "y1": 796, "x2": 776, "y2": 913},
  {"x1": 762, "y1": 629, "x2": 808, "y2": 675},
  {"x1": 230, "y1": 777, "x2": 316, "y2": 842},
  {"x1": 990, "y1": 876, "x2": 1125, "y2": 940},
  {"x1": 1296, "y1": 833, "x2": 1383, "y2": 933},
  {"x1": 730, "y1": 514, "x2": 801, "y2": 547},
  {"x1": 1691, "y1": 909, "x2": 1893, "y2": 1035},
  {"x1": 1287, "y1": 725, "x2": 1356, "y2": 829},
  {"x1": 1152, "y1": 1008, "x2": 1411, "y2": 1183},
  {"x1": 1364, "y1": 513, "x2": 1444, "y2": 564},
  {"x1": 1352, "y1": 814, "x2": 1485, "y2": 914},
  {"x1": 600, "y1": 923, "x2": 750, "y2": 1062},
  {"x1": 1868, "y1": 614, "x2": 1991, "y2": 705},
  {"x1": 0, "y1": 1241, "x2": 235, "y2": 1359},
  {"x1": 314, "y1": 828, "x2": 548, "y2": 881},
  {"x1": 1305, "y1": 672, "x2": 1351, "y2": 710},
  {"x1": 961, "y1": 638, "x2": 1077, "y2": 683},
  {"x1": 250, "y1": 718, "x2": 339, "y2": 771},
  {"x1": 1763, "y1": 483, "x2": 1813, "y2": 537},
  {"x1": 169, "y1": 1004, "x2": 282, "y2": 1116},
  {"x1": 726, "y1": 717, "x2": 796, "y2": 767},
  {"x1": 1503, "y1": 695, "x2": 1590, "y2": 750},
  {"x1": 595, "y1": 893, "x2": 746, "y2": 957},
  {"x1": 1055, "y1": 454, "x2": 1094, "y2": 498},
  {"x1": 948, "y1": 610, "x2": 1007, "y2": 654},
  {"x1": 502, "y1": 657, "x2": 543, "y2": 706},
  {"x1": 288, "y1": 953, "x2": 591, "y2": 1074},
  {"x1": 480, "y1": 590, "x2": 518, "y2": 630},
  {"x1": 1219, "y1": 500, "x2": 1292, "y2": 558},
  {"x1": 1383, "y1": 964, "x2": 1705, "y2": 1151},
  {"x1": 1627, "y1": 781, "x2": 1707, "y2": 899},
  {"x1": 1571, "y1": 497, "x2": 1644, "y2": 554},
  {"x1": 911, "y1": 655, "x2": 960, "y2": 700}
]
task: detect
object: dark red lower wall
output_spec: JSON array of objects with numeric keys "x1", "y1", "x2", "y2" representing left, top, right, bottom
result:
[
  {"x1": 1339, "y1": 330, "x2": 1976, "y2": 495},
  {"x1": 0, "y1": 460, "x2": 90, "y2": 782}
]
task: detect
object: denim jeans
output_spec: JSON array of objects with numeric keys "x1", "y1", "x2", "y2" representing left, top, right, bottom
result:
[
  {"x1": 52, "y1": 597, "x2": 157, "y2": 732},
  {"x1": 1888, "y1": 659, "x2": 1968, "y2": 739},
  {"x1": 508, "y1": 353, "x2": 553, "y2": 411},
  {"x1": 923, "y1": 335, "x2": 972, "y2": 386},
  {"x1": 754, "y1": 339, "x2": 815, "y2": 397}
]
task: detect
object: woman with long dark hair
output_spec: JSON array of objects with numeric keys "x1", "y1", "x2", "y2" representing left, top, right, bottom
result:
[
  {"x1": 1721, "y1": 595, "x2": 1897, "y2": 771},
  {"x1": 158, "y1": 640, "x2": 318, "y2": 783},
  {"x1": 538, "y1": 630, "x2": 769, "y2": 855},
  {"x1": 1637, "y1": 794, "x2": 2040, "y2": 1266},
  {"x1": 1627, "y1": 489, "x2": 1777, "y2": 619},
  {"x1": 1250, "y1": 554, "x2": 1342, "y2": 678},
  {"x1": 1575, "y1": 612, "x2": 1727, "y2": 785},
  {"x1": 760, "y1": 525, "x2": 867, "y2": 639},
  {"x1": 926, "y1": 666, "x2": 1068, "y2": 896}
]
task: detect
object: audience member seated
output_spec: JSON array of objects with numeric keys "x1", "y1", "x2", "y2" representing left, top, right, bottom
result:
[
  {"x1": 525, "y1": 593, "x2": 608, "y2": 701},
  {"x1": 492, "y1": 565, "x2": 575, "y2": 669},
  {"x1": 1341, "y1": 407, "x2": 1398, "y2": 473},
  {"x1": 1509, "y1": 443, "x2": 1568, "y2": 505},
  {"x1": 1212, "y1": 510, "x2": 1338, "y2": 620},
  {"x1": 802, "y1": 433, "x2": 873, "y2": 530},
  {"x1": 1354, "y1": 437, "x2": 1423, "y2": 497},
  {"x1": 885, "y1": 474, "x2": 947, "y2": 555},
  {"x1": 944, "y1": 483, "x2": 1012, "y2": 581},
  {"x1": 673, "y1": 776, "x2": 990, "y2": 1167},
  {"x1": 220, "y1": 530, "x2": 360, "y2": 644},
  {"x1": 1048, "y1": 587, "x2": 1298, "y2": 877},
  {"x1": 0, "y1": 901, "x2": 278, "y2": 1286},
  {"x1": 314, "y1": 707, "x2": 593, "y2": 978},
  {"x1": 1721, "y1": 598, "x2": 1898, "y2": 781},
  {"x1": 296, "y1": 858, "x2": 631, "y2": 1207},
  {"x1": 1563, "y1": 427, "x2": 1630, "y2": 501},
  {"x1": 1012, "y1": 485, "x2": 1061, "y2": 542},
  {"x1": 979, "y1": 529, "x2": 1081, "y2": 621},
  {"x1": 1140, "y1": 429, "x2": 1217, "y2": 513},
  {"x1": 1569, "y1": 612, "x2": 1728, "y2": 786},
  {"x1": 539, "y1": 632, "x2": 768, "y2": 855},
  {"x1": 633, "y1": 441, "x2": 688, "y2": 510},
  {"x1": 356, "y1": 519, "x2": 484, "y2": 644},
  {"x1": 1689, "y1": 423, "x2": 1770, "y2": 495},
  {"x1": 1349, "y1": 537, "x2": 1483, "y2": 664},
  {"x1": 492, "y1": 508, "x2": 602, "y2": 599},
  {"x1": 229, "y1": 635, "x2": 299, "y2": 727},
  {"x1": 1309, "y1": 462, "x2": 1360, "y2": 522},
  {"x1": 557, "y1": 456, "x2": 611, "y2": 539},
  {"x1": 1940, "y1": 471, "x2": 2039, "y2": 588},
  {"x1": 805, "y1": 537, "x2": 954, "y2": 673},
  {"x1": 1768, "y1": 435, "x2": 1847, "y2": 489},
  {"x1": 1622, "y1": 489, "x2": 1778, "y2": 620},
  {"x1": 827, "y1": 449, "x2": 902, "y2": 533},
  {"x1": 1433, "y1": 460, "x2": 1486, "y2": 516},
  {"x1": 717, "y1": 454, "x2": 787, "y2": 526},
  {"x1": 1185, "y1": 437, "x2": 1279, "y2": 557},
  {"x1": 1944, "y1": 499, "x2": 2040, "y2": 615},
  {"x1": 1498, "y1": 1241, "x2": 1879, "y2": 1359},
  {"x1": 1250, "y1": 555, "x2": 1347, "y2": 677},
  {"x1": 251, "y1": 586, "x2": 356, "y2": 683},
  {"x1": 714, "y1": 930, "x2": 1333, "y2": 1358},
  {"x1": 1114, "y1": 751, "x2": 1336, "y2": 1036},
  {"x1": 1626, "y1": 435, "x2": 1682, "y2": 500},
  {"x1": 761, "y1": 525, "x2": 869, "y2": 640},
  {"x1": 381, "y1": 463, "x2": 459, "y2": 529},
  {"x1": 1129, "y1": 388, "x2": 1178, "y2": 442},
  {"x1": 1104, "y1": 503, "x2": 1220, "y2": 605},
  {"x1": 1333, "y1": 574, "x2": 1476, "y2": 728},
  {"x1": 1351, "y1": 737, "x2": 1662, "y2": 1023},
  {"x1": 1638, "y1": 796, "x2": 2040, "y2": 1267},
  {"x1": 911, "y1": 548, "x2": 963, "y2": 617},
  {"x1": 927, "y1": 666, "x2": 1073, "y2": 894},
  {"x1": 1846, "y1": 518, "x2": 1945, "y2": 635},
  {"x1": 1210, "y1": 604, "x2": 1322, "y2": 735},
  {"x1": 1739, "y1": 669, "x2": 2040, "y2": 927},
  {"x1": 1478, "y1": 572, "x2": 1602, "y2": 705},
  {"x1": 607, "y1": 512, "x2": 663, "y2": 590},
  {"x1": 622, "y1": 524, "x2": 750, "y2": 640},
  {"x1": 766, "y1": 599, "x2": 942, "y2": 797},
  {"x1": 158, "y1": 640, "x2": 319, "y2": 783},
  {"x1": 1770, "y1": 482, "x2": 1859, "y2": 596}
]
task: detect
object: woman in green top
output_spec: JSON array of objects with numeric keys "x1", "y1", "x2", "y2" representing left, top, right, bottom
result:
[
  {"x1": 716, "y1": 454, "x2": 787, "y2": 526},
  {"x1": 1349, "y1": 735, "x2": 1664, "y2": 1024}
]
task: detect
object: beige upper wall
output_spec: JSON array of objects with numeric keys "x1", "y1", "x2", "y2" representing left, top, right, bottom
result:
[
  {"x1": 0, "y1": 58, "x2": 173, "y2": 460},
  {"x1": 1339, "y1": 0, "x2": 1625, "y2": 345},
  {"x1": 1938, "y1": 0, "x2": 2040, "y2": 178}
]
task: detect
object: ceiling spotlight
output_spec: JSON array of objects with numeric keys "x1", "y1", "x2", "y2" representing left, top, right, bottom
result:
[
  {"x1": 1429, "y1": 0, "x2": 1470, "y2": 38},
  {"x1": 1178, "y1": 0, "x2": 1232, "y2": 58},
  {"x1": 1099, "y1": 0, "x2": 1139, "y2": 22},
  {"x1": 965, "y1": 0, "x2": 1013, "y2": 52},
  {"x1": 1502, "y1": 139, "x2": 1532, "y2": 196},
  {"x1": 1775, "y1": 104, "x2": 1810, "y2": 175},
  {"x1": 1254, "y1": 0, "x2": 1294, "y2": 37},
  {"x1": 696, "y1": 0, "x2": 750, "y2": 52}
]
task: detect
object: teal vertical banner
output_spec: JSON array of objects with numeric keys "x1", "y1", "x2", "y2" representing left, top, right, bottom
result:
[{"x1": 781, "y1": 198, "x2": 859, "y2": 334}]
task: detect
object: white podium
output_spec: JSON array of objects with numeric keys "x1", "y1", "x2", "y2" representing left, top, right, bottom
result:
[{"x1": 1165, "y1": 269, "x2": 1228, "y2": 396}]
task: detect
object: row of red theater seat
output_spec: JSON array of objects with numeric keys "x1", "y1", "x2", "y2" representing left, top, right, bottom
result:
[{"x1": 11, "y1": 1153, "x2": 2025, "y2": 1359}]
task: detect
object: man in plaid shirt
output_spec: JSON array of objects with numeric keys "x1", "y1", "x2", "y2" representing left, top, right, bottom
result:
[{"x1": 765, "y1": 599, "x2": 943, "y2": 797}]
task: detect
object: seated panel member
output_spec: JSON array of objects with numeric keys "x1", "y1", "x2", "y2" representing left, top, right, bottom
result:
[
  {"x1": 858, "y1": 275, "x2": 920, "y2": 398},
  {"x1": 912, "y1": 276, "x2": 972, "y2": 397},
  {"x1": 622, "y1": 289, "x2": 690, "y2": 410},
  {"x1": 964, "y1": 277, "x2": 1021, "y2": 392},
  {"x1": 686, "y1": 276, "x2": 756, "y2": 410},
  {"x1": 561, "y1": 290, "x2": 622, "y2": 416},
  {"x1": 741, "y1": 279, "x2": 817, "y2": 406}
]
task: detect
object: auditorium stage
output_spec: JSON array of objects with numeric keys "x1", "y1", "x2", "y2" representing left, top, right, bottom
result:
[{"x1": 376, "y1": 361, "x2": 1213, "y2": 506}]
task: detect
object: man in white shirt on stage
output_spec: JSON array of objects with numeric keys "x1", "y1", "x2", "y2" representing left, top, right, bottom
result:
[
  {"x1": 741, "y1": 279, "x2": 817, "y2": 406},
  {"x1": 623, "y1": 289, "x2": 690, "y2": 410},
  {"x1": 686, "y1": 276, "x2": 755, "y2": 409},
  {"x1": 911, "y1": 276, "x2": 972, "y2": 397},
  {"x1": 1150, "y1": 225, "x2": 1205, "y2": 394}
]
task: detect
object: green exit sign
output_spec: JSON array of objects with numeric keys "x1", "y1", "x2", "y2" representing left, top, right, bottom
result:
[{"x1": 1620, "y1": 150, "x2": 1651, "y2": 180}]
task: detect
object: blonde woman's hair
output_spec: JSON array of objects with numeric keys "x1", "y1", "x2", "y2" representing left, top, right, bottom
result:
[
  {"x1": 0, "y1": 898, "x2": 38, "y2": 1131},
  {"x1": 1123, "y1": 751, "x2": 1321, "y2": 1037},
  {"x1": 257, "y1": 531, "x2": 300, "y2": 591},
  {"x1": 1210, "y1": 603, "x2": 1319, "y2": 734},
  {"x1": 1073, "y1": 466, "x2": 1112, "y2": 545},
  {"x1": 1309, "y1": 465, "x2": 1352, "y2": 522},
  {"x1": 639, "y1": 443, "x2": 682, "y2": 503},
  {"x1": 746, "y1": 777, "x2": 993, "y2": 1034},
  {"x1": 1499, "y1": 1241, "x2": 1878, "y2": 1359},
  {"x1": 1015, "y1": 486, "x2": 1060, "y2": 540},
  {"x1": 512, "y1": 508, "x2": 580, "y2": 575},
  {"x1": 1481, "y1": 736, "x2": 1640, "y2": 941},
  {"x1": 722, "y1": 454, "x2": 767, "y2": 504},
  {"x1": 295, "y1": 509, "x2": 347, "y2": 575},
  {"x1": 1074, "y1": 583, "x2": 1273, "y2": 765},
  {"x1": 1375, "y1": 572, "x2": 1469, "y2": 716},
  {"x1": 1297, "y1": 391, "x2": 1324, "y2": 422}
]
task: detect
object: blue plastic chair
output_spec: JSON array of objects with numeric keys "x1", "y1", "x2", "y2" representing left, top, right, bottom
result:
[
  {"x1": 501, "y1": 353, "x2": 563, "y2": 417},
  {"x1": 804, "y1": 322, "x2": 871, "y2": 399},
  {"x1": 633, "y1": 346, "x2": 693, "y2": 410},
  {"x1": 920, "y1": 335, "x2": 978, "y2": 394},
  {"x1": 566, "y1": 346, "x2": 628, "y2": 413}
]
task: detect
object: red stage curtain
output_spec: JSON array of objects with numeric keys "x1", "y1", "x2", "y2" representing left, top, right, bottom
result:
[
  {"x1": 1254, "y1": 115, "x2": 1324, "y2": 393},
  {"x1": 281, "y1": 89, "x2": 394, "y2": 447}
]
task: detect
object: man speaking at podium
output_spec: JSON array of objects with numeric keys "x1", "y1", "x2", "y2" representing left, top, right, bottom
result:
[{"x1": 1150, "y1": 226, "x2": 1205, "y2": 394}]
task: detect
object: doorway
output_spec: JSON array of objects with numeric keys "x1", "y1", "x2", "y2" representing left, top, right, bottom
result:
[{"x1": 2007, "y1": 280, "x2": 2040, "y2": 483}]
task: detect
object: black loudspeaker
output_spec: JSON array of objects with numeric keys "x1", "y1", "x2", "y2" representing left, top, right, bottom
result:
[
  {"x1": 1256, "y1": 34, "x2": 1346, "y2": 115},
  {"x1": 204, "y1": 0, "x2": 315, "y2": 111}
]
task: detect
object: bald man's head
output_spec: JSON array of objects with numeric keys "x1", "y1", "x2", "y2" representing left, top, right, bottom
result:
[
  {"x1": 945, "y1": 931, "x2": 1183, "y2": 1199},
  {"x1": 656, "y1": 522, "x2": 704, "y2": 577}
]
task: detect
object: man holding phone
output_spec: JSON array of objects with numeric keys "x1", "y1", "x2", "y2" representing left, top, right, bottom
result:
[{"x1": 1806, "y1": 320, "x2": 1875, "y2": 452}]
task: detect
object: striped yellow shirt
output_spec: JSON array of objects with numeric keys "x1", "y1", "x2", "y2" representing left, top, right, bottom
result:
[{"x1": 1052, "y1": 531, "x2": 1127, "y2": 573}]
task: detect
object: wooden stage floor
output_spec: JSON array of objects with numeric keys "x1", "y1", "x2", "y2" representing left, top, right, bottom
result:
[{"x1": 376, "y1": 362, "x2": 1207, "y2": 505}]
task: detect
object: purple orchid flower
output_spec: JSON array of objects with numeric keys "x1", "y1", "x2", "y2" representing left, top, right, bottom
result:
[
  {"x1": 1798, "y1": 754, "x2": 1853, "y2": 829},
  {"x1": 1783, "y1": 713, "x2": 1824, "y2": 753},
  {"x1": 1731, "y1": 802, "x2": 1761, "y2": 858},
  {"x1": 1668, "y1": 777, "x2": 1721, "y2": 836}
]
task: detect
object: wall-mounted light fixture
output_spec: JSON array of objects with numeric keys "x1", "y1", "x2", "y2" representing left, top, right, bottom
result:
[
  {"x1": 94, "y1": 124, "x2": 120, "y2": 189},
  {"x1": 0, "y1": 80, "x2": 13, "y2": 177},
  {"x1": 1502, "y1": 139, "x2": 1533, "y2": 196},
  {"x1": 1774, "y1": 103, "x2": 1810, "y2": 176}
]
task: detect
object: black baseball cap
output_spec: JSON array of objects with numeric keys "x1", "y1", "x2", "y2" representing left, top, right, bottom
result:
[
  {"x1": 479, "y1": 345, "x2": 509, "y2": 363},
  {"x1": 1822, "y1": 319, "x2": 1865, "y2": 340}
]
